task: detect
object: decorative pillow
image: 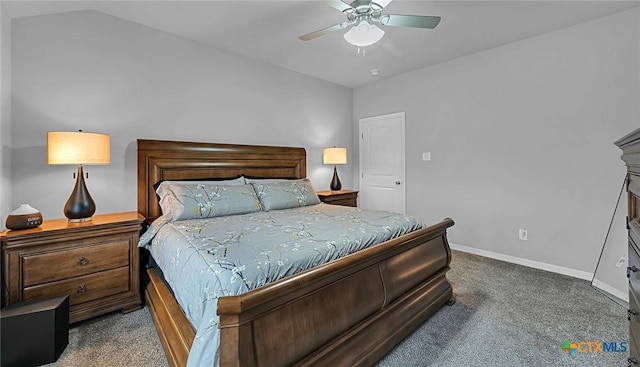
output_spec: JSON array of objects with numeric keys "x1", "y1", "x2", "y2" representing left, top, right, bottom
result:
[
  {"x1": 243, "y1": 177, "x2": 295, "y2": 184},
  {"x1": 158, "y1": 183, "x2": 261, "y2": 221},
  {"x1": 155, "y1": 177, "x2": 245, "y2": 199},
  {"x1": 251, "y1": 179, "x2": 321, "y2": 211}
]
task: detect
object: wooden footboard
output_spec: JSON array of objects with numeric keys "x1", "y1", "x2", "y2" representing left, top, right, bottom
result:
[
  {"x1": 143, "y1": 218, "x2": 454, "y2": 367},
  {"x1": 218, "y1": 217, "x2": 454, "y2": 367}
]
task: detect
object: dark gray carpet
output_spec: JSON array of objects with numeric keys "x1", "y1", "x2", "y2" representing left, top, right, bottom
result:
[
  {"x1": 376, "y1": 251, "x2": 628, "y2": 367},
  {"x1": 44, "y1": 306, "x2": 168, "y2": 367},
  {"x1": 45, "y1": 251, "x2": 628, "y2": 366}
]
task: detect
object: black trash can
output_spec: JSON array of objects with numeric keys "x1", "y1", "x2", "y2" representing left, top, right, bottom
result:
[{"x1": 1, "y1": 295, "x2": 69, "y2": 367}]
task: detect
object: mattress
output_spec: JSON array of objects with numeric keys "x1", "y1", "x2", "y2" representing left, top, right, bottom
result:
[{"x1": 139, "y1": 203, "x2": 423, "y2": 366}]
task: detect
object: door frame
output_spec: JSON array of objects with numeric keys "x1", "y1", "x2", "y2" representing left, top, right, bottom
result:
[{"x1": 358, "y1": 112, "x2": 406, "y2": 213}]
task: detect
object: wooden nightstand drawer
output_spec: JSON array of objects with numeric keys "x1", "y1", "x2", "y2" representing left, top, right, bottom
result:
[
  {"x1": 327, "y1": 198, "x2": 357, "y2": 207},
  {"x1": 316, "y1": 190, "x2": 359, "y2": 207},
  {"x1": 22, "y1": 240, "x2": 130, "y2": 286},
  {"x1": 23, "y1": 267, "x2": 130, "y2": 306}
]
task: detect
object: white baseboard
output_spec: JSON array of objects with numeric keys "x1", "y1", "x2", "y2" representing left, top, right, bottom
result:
[
  {"x1": 449, "y1": 243, "x2": 629, "y2": 304},
  {"x1": 449, "y1": 243, "x2": 593, "y2": 280},
  {"x1": 591, "y1": 279, "x2": 629, "y2": 304}
]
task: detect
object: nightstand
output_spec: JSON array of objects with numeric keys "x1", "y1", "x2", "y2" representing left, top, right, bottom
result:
[
  {"x1": 1, "y1": 212, "x2": 144, "y2": 323},
  {"x1": 316, "y1": 190, "x2": 359, "y2": 207}
]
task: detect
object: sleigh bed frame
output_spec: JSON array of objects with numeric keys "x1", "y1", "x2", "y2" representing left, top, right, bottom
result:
[{"x1": 137, "y1": 139, "x2": 455, "y2": 367}]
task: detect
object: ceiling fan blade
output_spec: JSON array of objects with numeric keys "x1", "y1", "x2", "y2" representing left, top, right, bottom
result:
[
  {"x1": 380, "y1": 14, "x2": 441, "y2": 29},
  {"x1": 323, "y1": 0, "x2": 354, "y2": 13},
  {"x1": 372, "y1": 0, "x2": 393, "y2": 9},
  {"x1": 299, "y1": 22, "x2": 352, "y2": 41}
]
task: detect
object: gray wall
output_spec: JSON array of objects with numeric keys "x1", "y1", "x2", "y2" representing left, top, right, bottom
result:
[
  {"x1": 10, "y1": 10, "x2": 353, "y2": 221},
  {"x1": 1, "y1": 2, "x2": 12, "y2": 225},
  {"x1": 353, "y1": 8, "x2": 639, "y2": 297}
]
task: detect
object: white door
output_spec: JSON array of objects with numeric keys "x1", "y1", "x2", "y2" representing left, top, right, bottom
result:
[{"x1": 359, "y1": 112, "x2": 406, "y2": 213}]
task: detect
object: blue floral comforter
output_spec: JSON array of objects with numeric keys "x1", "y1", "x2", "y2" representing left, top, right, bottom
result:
[{"x1": 138, "y1": 203, "x2": 423, "y2": 367}]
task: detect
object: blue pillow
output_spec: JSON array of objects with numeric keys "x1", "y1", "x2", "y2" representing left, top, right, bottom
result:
[
  {"x1": 155, "y1": 177, "x2": 246, "y2": 199},
  {"x1": 251, "y1": 179, "x2": 321, "y2": 211},
  {"x1": 244, "y1": 178, "x2": 294, "y2": 184},
  {"x1": 158, "y1": 183, "x2": 261, "y2": 221}
]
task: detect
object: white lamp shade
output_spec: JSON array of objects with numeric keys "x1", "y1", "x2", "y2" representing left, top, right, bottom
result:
[
  {"x1": 47, "y1": 131, "x2": 110, "y2": 165},
  {"x1": 323, "y1": 147, "x2": 347, "y2": 165},
  {"x1": 343, "y1": 21, "x2": 385, "y2": 47}
]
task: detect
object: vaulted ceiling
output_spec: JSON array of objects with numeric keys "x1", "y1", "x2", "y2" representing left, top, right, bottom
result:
[{"x1": 4, "y1": 1, "x2": 639, "y2": 88}]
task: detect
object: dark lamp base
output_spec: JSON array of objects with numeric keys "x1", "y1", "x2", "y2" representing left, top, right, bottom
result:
[
  {"x1": 64, "y1": 165, "x2": 97, "y2": 221},
  {"x1": 330, "y1": 165, "x2": 342, "y2": 191}
]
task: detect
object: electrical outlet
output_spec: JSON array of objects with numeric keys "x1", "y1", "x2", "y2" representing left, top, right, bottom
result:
[
  {"x1": 518, "y1": 227, "x2": 527, "y2": 241},
  {"x1": 616, "y1": 256, "x2": 627, "y2": 268}
]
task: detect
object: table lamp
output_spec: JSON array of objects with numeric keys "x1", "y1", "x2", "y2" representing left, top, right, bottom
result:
[
  {"x1": 47, "y1": 131, "x2": 110, "y2": 222},
  {"x1": 323, "y1": 147, "x2": 347, "y2": 191}
]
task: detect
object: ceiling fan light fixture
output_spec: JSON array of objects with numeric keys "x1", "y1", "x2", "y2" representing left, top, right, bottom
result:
[{"x1": 343, "y1": 20, "x2": 385, "y2": 47}]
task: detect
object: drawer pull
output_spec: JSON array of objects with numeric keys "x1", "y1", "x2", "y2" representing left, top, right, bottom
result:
[
  {"x1": 628, "y1": 266, "x2": 638, "y2": 278},
  {"x1": 629, "y1": 357, "x2": 638, "y2": 366},
  {"x1": 77, "y1": 256, "x2": 88, "y2": 266},
  {"x1": 628, "y1": 309, "x2": 638, "y2": 320},
  {"x1": 77, "y1": 285, "x2": 87, "y2": 295}
]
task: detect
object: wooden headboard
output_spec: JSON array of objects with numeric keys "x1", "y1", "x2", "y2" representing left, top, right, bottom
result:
[{"x1": 137, "y1": 139, "x2": 306, "y2": 224}]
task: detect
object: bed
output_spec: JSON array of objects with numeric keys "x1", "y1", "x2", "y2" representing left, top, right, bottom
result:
[{"x1": 137, "y1": 139, "x2": 455, "y2": 367}]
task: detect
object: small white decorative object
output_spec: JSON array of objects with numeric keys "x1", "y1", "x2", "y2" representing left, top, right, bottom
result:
[{"x1": 6, "y1": 204, "x2": 43, "y2": 230}]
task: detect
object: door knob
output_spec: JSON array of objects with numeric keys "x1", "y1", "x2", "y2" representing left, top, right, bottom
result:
[{"x1": 395, "y1": 181, "x2": 401, "y2": 185}]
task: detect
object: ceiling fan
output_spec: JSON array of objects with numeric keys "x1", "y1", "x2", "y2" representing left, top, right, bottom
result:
[{"x1": 299, "y1": 0, "x2": 441, "y2": 47}]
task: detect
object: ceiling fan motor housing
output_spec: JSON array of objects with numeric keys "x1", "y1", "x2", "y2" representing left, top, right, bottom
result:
[{"x1": 346, "y1": 0, "x2": 384, "y2": 21}]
